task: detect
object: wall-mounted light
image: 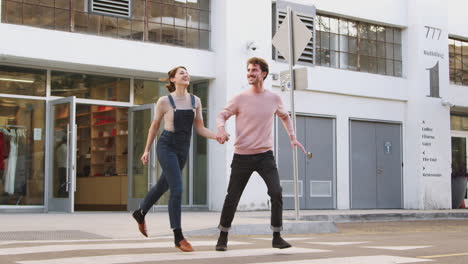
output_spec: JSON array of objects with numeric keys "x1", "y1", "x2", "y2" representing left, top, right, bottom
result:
[
  {"x1": 441, "y1": 99, "x2": 455, "y2": 108},
  {"x1": 246, "y1": 41, "x2": 259, "y2": 51}
]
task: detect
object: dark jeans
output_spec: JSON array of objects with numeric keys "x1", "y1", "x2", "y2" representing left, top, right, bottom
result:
[
  {"x1": 219, "y1": 150, "x2": 283, "y2": 232},
  {"x1": 140, "y1": 130, "x2": 189, "y2": 230}
]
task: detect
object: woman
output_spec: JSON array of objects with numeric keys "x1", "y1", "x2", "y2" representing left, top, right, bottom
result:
[{"x1": 132, "y1": 66, "x2": 220, "y2": 252}]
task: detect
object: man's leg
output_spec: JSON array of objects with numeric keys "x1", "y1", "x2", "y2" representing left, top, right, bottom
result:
[
  {"x1": 216, "y1": 157, "x2": 253, "y2": 251},
  {"x1": 257, "y1": 152, "x2": 291, "y2": 249}
]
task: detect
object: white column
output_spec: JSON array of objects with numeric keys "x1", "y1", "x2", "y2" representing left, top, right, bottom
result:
[{"x1": 405, "y1": 0, "x2": 451, "y2": 209}]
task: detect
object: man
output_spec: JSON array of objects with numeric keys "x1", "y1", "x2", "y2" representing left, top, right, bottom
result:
[{"x1": 215, "y1": 57, "x2": 306, "y2": 251}]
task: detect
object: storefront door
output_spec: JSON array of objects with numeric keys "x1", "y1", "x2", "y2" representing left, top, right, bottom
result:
[
  {"x1": 47, "y1": 96, "x2": 77, "y2": 212},
  {"x1": 127, "y1": 104, "x2": 156, "y2": 211},
  {"x1": 277, "y1": 115, "x2": 336, "y2": 209},
  {"x1": 350, "y1": 120, "x2": 403, "y2": 209},
  {"x1": 451, "y1": 131, "x2": 468, "y2": 205}
]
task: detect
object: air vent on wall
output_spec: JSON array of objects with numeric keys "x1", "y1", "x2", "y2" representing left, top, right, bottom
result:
[{"x1": 90, "y1": 0, "x2": 131, "y2": 18}]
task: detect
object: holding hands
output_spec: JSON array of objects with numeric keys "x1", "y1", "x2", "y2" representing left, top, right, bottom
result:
[{"x1": 216, "y1": 127, "x2": 230, "y2": 144}]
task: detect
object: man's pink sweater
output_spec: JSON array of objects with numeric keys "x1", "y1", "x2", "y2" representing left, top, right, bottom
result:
[{"x1": 217, "y1": 88, "x2": 295, "y2": 155}]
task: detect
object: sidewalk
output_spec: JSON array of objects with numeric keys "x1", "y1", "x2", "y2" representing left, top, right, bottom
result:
[{"x1": 0, "y1": 209, "x2": 467, "y2": 240}]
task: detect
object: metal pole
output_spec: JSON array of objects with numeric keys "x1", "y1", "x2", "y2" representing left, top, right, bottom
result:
[{"x1": 287, "y1": 6, "x2": 300, "y2": 221}]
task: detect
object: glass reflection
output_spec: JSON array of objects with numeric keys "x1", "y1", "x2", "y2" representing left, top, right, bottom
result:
[
  {"x1": 51, "y1": 71, "x2": 130, "y2": 102},
  {"x1": 0, "y1": 65, "x2": 46, "y2": 96},
  {"x1": 0, "y1": 98, "x2": 45, "y2": 205}
]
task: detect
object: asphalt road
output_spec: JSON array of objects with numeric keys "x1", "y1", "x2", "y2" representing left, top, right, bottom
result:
[{"x1": 1, "y1": 219, "x2": 467, "y2": 264}]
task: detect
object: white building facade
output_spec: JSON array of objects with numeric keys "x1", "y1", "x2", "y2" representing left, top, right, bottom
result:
[{"x1": 0, "y1": 0, "x2": 467, "y2": 213}]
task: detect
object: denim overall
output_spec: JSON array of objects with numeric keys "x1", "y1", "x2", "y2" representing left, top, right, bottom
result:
[{"x1": 140, "y1": 94, "x2": 195, "y2": 229}]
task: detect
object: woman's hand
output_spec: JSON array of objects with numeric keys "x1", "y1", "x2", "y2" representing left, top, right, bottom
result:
[
  {"x1": 194, "y1": 119, "x2": 223, "y2": 141},
  {"x1": 216, "y1": 128, "x2": 230, "y2": 144},
  {"x1": 141, "y1": 151, "x2": 149, "y2": 165}
]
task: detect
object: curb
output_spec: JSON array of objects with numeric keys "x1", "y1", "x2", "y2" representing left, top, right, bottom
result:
[{"x1": 295, "y1": 212, "x2": 468, "y2": 222}]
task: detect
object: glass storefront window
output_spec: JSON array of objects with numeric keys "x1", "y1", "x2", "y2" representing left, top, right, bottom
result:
[
  {"x1": 51, "y1": 71, "x2": 130, "y2": 102},
  {"x1": 191, "y1": 81, "x2": 208, "y2": 205},
  {"x1": 0, "y1": 65, "x2": 46, "y2": 97},
  {"x1": 134, "y1": 79, "x2": 167, "y2": 105},
  {"x1": 0, "y1": 63, "x2": 210, "y2": 209},
  {"x1": 133, "y1": 80, "x2": 208, "y2": 205},
  {"x1": 0, "y1": 98, "x2": 45, "y2": 205}
]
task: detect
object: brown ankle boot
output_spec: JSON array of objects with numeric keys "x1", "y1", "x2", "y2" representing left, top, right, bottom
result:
[
  {"x1": 176, "y1": 239, "x2": 194, "y2": 252},
  {"x1": 132, "y1": 209, "x2": 148, "y2": 237}
]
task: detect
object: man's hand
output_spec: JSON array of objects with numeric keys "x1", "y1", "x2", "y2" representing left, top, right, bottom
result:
[
  {"x1": 216, "y1": 128, "x2": 230, "y2": 144},
  {"x1": 290, "y1": 138, "x2": 306, "y2": 154},
  {"x1": 141, "y1": 151, "x2": 149, "y2": 165}
]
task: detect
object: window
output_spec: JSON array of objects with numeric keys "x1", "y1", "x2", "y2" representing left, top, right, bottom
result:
[
  {"x1": 1, "y1": 0, "x2": 211, "y2": 50},
  {"x1": 0, "y1": 65, "x2": 46, "y2": 97},
  {"x1": 451, "y1": 115, "x2": 468, "y2": 131},
  {"x1": 0, "y1": 98, "x2": 46, "y2": 206},
  {"x1": 449, "y1": 38, "x2": 468, "y2": 86},
  {"x1": 133, "y1": 79, "x2": 167, "y2": 105},
  {"x1": 51, "y1": 71, "x2": 130, "y2": 102},
  {"x1": 271, "y1": 5, "x2": 403, "y2": 77},
  {"x1": 315, "y1": 14, "x2": 402, "y2": 77},
  {"x1": 2, "y1": 0, "x2": 70, "y2": 31}
]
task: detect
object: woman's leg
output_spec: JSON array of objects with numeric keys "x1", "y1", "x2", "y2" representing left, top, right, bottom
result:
[
  {"x1": 139, "y1": 172, "x2": 169, "y2": 213},
  {"x1": 157, "y1": 151, "x2": 183, "y2": 230}
]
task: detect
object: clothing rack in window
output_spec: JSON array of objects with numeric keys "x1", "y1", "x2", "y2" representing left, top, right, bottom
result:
[
  {"x1": 0, "y1": 125, "x2": 25, "y2": 128},
  {"x1": 0, "y1": 125, "x2": 27, "y2": 137},
  {"x1": 0, "y1": 124, "x2": 27, "y2": 204}
]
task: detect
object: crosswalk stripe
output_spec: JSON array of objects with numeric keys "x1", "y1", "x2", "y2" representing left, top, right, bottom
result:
[
  {"x1": 0, "y1": 241, "x2": 249, "y2": 255},
  {"x1": 0, "y1": 237, "x2": 174, "y2": 246},
  {"x1": 306, "y1": 242, "x2": 369, "y2": 246},
  {"x1": 16, "y1": 247, "x2": 327, "y2": 264},
  {"x1": 363, "y1": 246, "x2": 432, "y2": 251},
  {"x1": 254, "y1": 238, "x2": 313, "y2": 241},
  {"x1": 248, "y1": 255, "x2": 431, "y2": 264}
]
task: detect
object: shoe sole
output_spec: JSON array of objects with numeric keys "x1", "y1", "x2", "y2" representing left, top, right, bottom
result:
[
  {"x1": 215, "y1": 247, "x2": 227, "y2": 251},
  {"x1": 176, "y1": 246, "x2": 194, "y2": 252},
  {"x1": 273, "y1": 244, "x2": 292, "y2": 249},
  {"x1": 137, "y1": 223, "x2": 148, "y2": 237}
]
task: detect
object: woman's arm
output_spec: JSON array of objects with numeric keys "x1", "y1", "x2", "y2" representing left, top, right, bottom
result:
[
  {"x1": 193, "y1": 96, "x2": 221, "y2": 141},
  {"x1": 141, "y1": 99, "x2": 166, "y2": 165},
  {"x1": 194, "y1": 119, "x2": 217, "y2": 140},
  {"x1": 140, "y1": 118, "x2": 161, "y2": 165}
]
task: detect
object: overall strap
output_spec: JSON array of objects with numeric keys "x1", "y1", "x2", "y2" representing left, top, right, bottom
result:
[
  {"x1": 190, "y1": 94, "x2": 196, "y2": 109},
  {"x1": 190, "y1": 94, "x2": 196, "y2": 116},
  {"x1": 167, "y1": 95, "x2": 177, "y2": 111}
]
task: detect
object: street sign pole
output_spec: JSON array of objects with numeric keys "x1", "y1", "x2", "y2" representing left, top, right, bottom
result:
[
  {"x1": 273, "y1": 2, "x2": 312, "y2": 222},
  {"x1": 286, "y1": 6, "x2": 300, "y2": 221}
]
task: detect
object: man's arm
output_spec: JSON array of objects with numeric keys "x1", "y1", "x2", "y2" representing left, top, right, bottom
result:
[
  {"x1": 216, "y1": 96, "x2": 238, "y2": 144},
  {"x1": 276, "y1": 98, "x2": 307, "y2": 154}
]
